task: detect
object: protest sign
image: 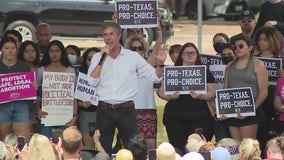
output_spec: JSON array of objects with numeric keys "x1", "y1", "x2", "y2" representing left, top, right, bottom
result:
[
  {"x1": 41, "y1": 72, "x2": 75, "y2": 126},
  {"x1": 164, "y1": 65, "x2": 206, "y2": 95},
  {"x1": 209, "y1": 65, "x2": 226, "y2": 90},
  {"x1": 115, "y1": 0, "x2": 158, "y2": 28},
  {"x1": 200, "y1": 54, "x2": 222, "y2": 65},
  {"x1": 256, "y1": 57, "x2": 282, "y2": 85},
  {"x1": 215, "y1": 87, "x2": 255, "y2": 118},
  {"x1": 0, "y1": 71, "x2": 36, "y2": 104},
  {"x1": 74, "y1": 72, "x2": 98, "y2": 106}
]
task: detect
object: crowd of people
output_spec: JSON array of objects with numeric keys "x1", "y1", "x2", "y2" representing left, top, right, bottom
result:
[{"x1": 1, "y1": 0, "x2": 284, "y2": 160}]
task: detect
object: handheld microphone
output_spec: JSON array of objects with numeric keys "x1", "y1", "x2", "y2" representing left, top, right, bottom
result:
[{"x1": 98, "y1": 52, "x2": 107, "y2": 65}]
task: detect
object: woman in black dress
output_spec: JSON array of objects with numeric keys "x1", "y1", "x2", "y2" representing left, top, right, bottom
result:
[{"x1": 157, "y1": 42, "x2": 216, "y2": 155}]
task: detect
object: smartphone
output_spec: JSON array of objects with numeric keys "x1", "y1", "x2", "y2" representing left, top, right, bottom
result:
[
  {"x1": 52, "y1": 129, "x2": 63, "y2": 144},
  {"x1": 199, "y1": 151, "x2": 211, "y2": 160},
  {"x1": 89, "y1": 122, "x2": 96, "y2": 137},
  {"x1": 17, "y1": 136, "x2": 25, "y2": 151},
  {"x1": 148, "y1": 149, "x2": 156, "y2": 160},
  {"x1": 195, "y1": 128, "x2": 203, "y2": 136}
]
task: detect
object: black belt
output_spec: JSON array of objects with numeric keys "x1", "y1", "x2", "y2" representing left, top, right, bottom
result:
[{"x1": 98, "y1": 101, "x2": 134, "y2": 109}]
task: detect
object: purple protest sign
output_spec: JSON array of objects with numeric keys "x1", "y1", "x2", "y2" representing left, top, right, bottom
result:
[{"x1": 0, "y1": 71, "x2": 36, "y2": 104}]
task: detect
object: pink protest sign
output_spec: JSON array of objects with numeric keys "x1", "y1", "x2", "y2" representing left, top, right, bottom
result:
[{"x1": 0, "y1": 71, "x2": 36, "y2": 104}]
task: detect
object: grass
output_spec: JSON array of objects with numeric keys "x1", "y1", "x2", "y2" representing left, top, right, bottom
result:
[{"x1": 155, "y1": 95, "x2": 169, "y2": 146}]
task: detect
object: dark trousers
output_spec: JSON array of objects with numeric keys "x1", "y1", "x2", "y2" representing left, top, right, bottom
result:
[
  {"x1": 96, "y1": 105, "x2": 138, "y2": 155},
  {"x1": 212, "y1": 117, "x2": 230, "y2": 141}
]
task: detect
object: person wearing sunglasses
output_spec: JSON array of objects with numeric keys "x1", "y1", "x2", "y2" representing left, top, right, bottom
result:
[
  {"x1": 157, "y1": 42, "x2": 216, "y2": 155},
  {"x1": 223, "y1": 35, "x2": 268, "y2": 143},
  {"x1": 77, "y1": 47, "x2": 101, "y2": 148},
  {"x1": 230, "y1": 9, "x2": 256, "y2": 45},
  {"x1": 124, "y1": 36, "x2": 161, "y2": 150}
]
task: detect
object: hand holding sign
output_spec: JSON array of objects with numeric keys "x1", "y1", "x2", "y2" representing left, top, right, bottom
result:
[
  {"x1": 190, "y1": 90, "x2": 202, "y2": 99},
  {"x1": 170, "y1": 91, "x2": 180, "y2": 100}
]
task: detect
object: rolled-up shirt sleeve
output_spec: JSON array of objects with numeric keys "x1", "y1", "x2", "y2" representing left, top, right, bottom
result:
[
  {"x1": 136, "y1": 54, "x2": 160, "y2": 82},
  {"x1": 87, "y1": 52, "x2": 101, "y2": 87}
]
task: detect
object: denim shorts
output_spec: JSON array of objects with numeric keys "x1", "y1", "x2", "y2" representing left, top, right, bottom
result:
[{"x1": 0, "y1": 101, "x2": 30, "y2": 124}]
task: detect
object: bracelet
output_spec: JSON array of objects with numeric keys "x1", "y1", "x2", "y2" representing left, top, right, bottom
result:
[
  {"x1": 154, "y1": 64, "x2": 165, "y2": 68},
  {"x1": 73, "y1": 114, "x2": 78, "y2": 117}
]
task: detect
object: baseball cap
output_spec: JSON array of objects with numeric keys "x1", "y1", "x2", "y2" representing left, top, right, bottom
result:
[
  {"x1": 241, "y1": 10, "x2": 255, "y2": 20},
  {"x1": 217, "y1": 138, "x2": 240, "y2": 160},
  {"x1": 210, "y1": 147, "x2": 231, "y2": 160}
]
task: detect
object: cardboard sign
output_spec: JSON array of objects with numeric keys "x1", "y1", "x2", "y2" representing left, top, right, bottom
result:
[
  {"x1": 115, "y1": 0, "x2": 158, "y2": 28},
  {"x1": 164, "y1": 66, "x2": 207, "y2": 95},
  {"x1": 0, "y1": 71, "x2": 36, "y2": 104},
  {"x1": 209, "y1": 65, "x2": 226, "y2": 90},
  {"x1": 41, "y1": 72, "x2": 75, "y2": 126},
  {"x1": 215, "y1": 87, "x2": 255, "y2": 118},
  {"x1": 74, "y1": 72, "x2": 98, "y2": 106},
  {"x1": 256, "y1": 57, "x2": 282, "y2": 85},
  {"x1": 200, "y1": 54, "x2": 222, "y2": 65}
]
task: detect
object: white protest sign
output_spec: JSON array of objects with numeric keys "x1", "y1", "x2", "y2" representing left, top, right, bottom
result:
[
  {"x1": 209, "y1": 65, "x2": 226, "y2": 90},
  {"x1": 74, "y1": 72, "x2": 98, "y2": 106},
  {"x1": 41, "y1": 72, "x2": 75, "y2": 126}
]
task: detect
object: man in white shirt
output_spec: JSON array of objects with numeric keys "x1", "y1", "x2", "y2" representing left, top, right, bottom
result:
[{"x1": 87, "y1": 22, "x2": 166, "y2": 155}]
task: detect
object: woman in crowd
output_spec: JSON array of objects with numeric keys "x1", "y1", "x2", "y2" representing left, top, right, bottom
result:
[
  {"x1": 18, "y1": 41, "x2": 40, "y2": 71},
  {"x1": 18, "y1": 40, "x2": 41, "y2": 133},
  {"x1": 66, "y1": 44, "x2": 81, "y2": 75},
  {"x1": 124, "y1": 36, "x2": 159, "y2": 149},
  {"x1": 157, "y1": 42, "x2": 216, "y2": 154},
  {"x1": 19, "y1": 133, "x2": 57, "y2": 160},
  {"x1": 221, "y1": 44, "x2": 236, "y2": 65},
  {"x1": 168, "y1": 44, "x2": 182, "y2": 64},
  {"x1": 212, "y1": 32, "x2": 230, "y2": 55},
  {"x1": 239, "y1": 138, "x2": 261, "y2": 160},
  {"x1": 77, "y1": 47, "x2": 100, "y2": 147},
  {"x1": 273, "y1": 74, "x2": 284, "y2": 133},
  {"x1": 36, "y1": 40, "x2": 77, "y2": 138},
  {"x1": 253, "y1": 26, "x2": 283, "y2": 157},
  {"x1": 224, "y1": 35, "x2": 268, "y2": 142},
  {"x1": 0, "y1": 37, "x2": 33, "y2": 141}
]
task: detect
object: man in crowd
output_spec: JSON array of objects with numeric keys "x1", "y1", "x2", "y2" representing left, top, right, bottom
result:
[
  {"x1": 35, "y1": 23, "x2": 52, "y2": 61},
  {"x1": 87, "y1": 22, "x2": 166, "y2": 155},
  {"x1": 230, "y1": 9, "x2": 256, "y2": 44}
]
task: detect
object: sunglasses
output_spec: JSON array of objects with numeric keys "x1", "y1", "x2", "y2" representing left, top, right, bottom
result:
[
  {"x1": 130, "y1": 46, "x2": 144, "y2": 51},
  {"x1": 87, "y1": 56, "x2": 93, "y2": 61},
  {"x1": 241, "y1": 20, "x2": 252, "y2": 23},
  {"x1": 182, "y1": 51, "x2": 197, "y2": 56},
  {"x1": 234, "y1": 44, "x2": 244, "y2": 50}
]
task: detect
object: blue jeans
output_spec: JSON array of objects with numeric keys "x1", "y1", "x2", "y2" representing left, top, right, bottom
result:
[{"x1": 96, "y1": 105, "x2": 138, "y2": 155}]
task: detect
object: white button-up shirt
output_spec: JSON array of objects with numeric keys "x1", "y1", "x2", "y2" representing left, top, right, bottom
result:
[{"x1": 87, "y1": 47, "x2": 159, "y2": 104}]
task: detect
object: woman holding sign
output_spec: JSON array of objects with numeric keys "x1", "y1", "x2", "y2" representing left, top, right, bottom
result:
[
  {"x1": 77, "y1": 47, "x2": 100, "y2": 147},
  {"x1": 252, "y1": 26, "x2": 283, "y2": 157},
  {"x1": 157, "y1": 42, "x2": 216, "y2": 155},
  {"x1": 36, "y1": 40, "x2": 77, "y2": 138},
  {"x1": 224, "y1": 35, "x2": 268, "y2": 142},
  {"x1": 0, "y1": 37, "x2": 33, "y2": 141}
]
